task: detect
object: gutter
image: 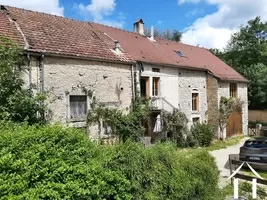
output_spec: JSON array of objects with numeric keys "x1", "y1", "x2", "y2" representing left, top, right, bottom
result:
[{"x1": 25, "y1": 50, "x2": 136, "y2": 66}]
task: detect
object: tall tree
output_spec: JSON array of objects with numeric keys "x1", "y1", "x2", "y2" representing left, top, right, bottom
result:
[
  {"x1": 212, "y1": 17, "x2": 267, "y2": 109},
  {"x1": 144, "y1": 28, "x2": 182, "y2": 42}
]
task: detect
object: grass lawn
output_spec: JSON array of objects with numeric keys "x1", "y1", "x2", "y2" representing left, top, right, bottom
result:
[{"x1": 205, "y1": 135, "x2": 245, "y2": 151}]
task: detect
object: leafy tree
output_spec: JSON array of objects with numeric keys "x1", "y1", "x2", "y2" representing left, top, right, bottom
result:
[
  {"x1": 212, "y1": 17, "x2": 267, "y2": 109},
  {"x1": 0, "y1": 37, "x2": 46, "y2": 124},
  {"x1": 145, "y1": 28, "x2": 182, "y2": 42}
]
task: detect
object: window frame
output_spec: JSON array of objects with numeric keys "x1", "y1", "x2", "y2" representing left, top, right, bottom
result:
[
  {"x1": 69, "y1": 95, "x2": 88, "y2": 121},
  {"x1": 230, "y1": 83, "x2": 237, "y2": 98},
  {"x1": 192, "y1": 91, "x2": 199, "y2": 112},
  {"x1": 152, "y1": 77, "x2": 160, "y2": 97}
]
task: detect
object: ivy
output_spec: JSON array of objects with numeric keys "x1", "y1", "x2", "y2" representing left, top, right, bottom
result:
[
  {"x1": 0, "y1": 37, "x2": 47, "y2": 124},
  {"x1": 218, "y1": 96, "x2": 244, "y2": 139},
  {"x1": 86, "y1": 97, "x2": 151, "y2": 142}
]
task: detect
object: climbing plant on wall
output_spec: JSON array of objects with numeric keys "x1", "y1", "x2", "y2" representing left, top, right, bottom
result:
[
  {"x1": 86, "y1": 96, "x2": 151, "y2": 142},
  {"x1": 0, "y1": 37, "x2": 47, "y2": 124},
  {"x1": 218, "y1": 96, "x2": 243, "y2": 139}
]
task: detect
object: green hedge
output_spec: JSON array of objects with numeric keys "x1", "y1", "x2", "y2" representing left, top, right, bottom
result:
[{"x1": 0, "y1": 122, "x2": 220, "y2": 199}]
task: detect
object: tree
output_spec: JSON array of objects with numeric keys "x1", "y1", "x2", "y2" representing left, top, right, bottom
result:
[
  {"x1": 0, "y1": 37, "x2": 46, "y2": 124},
  {"x1": 144, "y1": 28, "x2": 182, "y2": 42},
  {"x1": 212, "y1": 17, "x2": 267, "y2": 109}
]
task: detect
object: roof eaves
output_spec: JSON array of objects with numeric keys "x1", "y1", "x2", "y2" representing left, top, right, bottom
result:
[
  {"x1": 26, "y1": 49, "x2": 136, "y2": 65},
  {"x1": 138, "y1": 60, "x2": 208, "y2": 72}
]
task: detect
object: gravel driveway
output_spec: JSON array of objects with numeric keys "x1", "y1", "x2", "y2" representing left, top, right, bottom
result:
[{"x1": 209, "y1": 137, "x2": 250, "y2": 188}]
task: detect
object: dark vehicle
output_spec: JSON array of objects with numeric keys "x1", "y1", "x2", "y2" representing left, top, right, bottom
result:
[{"x1": 239, "y1": 137, "x2": 267, "y2": 163}]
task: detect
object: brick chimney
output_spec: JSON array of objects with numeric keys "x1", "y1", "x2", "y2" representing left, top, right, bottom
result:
[{"x1": 133, "y1": 19, "x2": 145, "y2": 35}]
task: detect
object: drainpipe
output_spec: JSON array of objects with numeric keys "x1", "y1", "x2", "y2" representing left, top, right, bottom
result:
[
  {"x1": 39, "y1": 54, "x2": 45, "y2": 120},
  {"x1": 27, "y1": 53, "x2": 32, "y2": 89},
  {"x1": 131, "y1": 64, "x2": 136, "y2": 102},
  {"x1": 39, "y1": 54, "x2": 45, "y2": 92}
]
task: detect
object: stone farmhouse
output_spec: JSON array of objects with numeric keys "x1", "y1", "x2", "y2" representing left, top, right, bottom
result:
[{"x1": 0, "y1": 5, "x2": 248, "y2": 140}]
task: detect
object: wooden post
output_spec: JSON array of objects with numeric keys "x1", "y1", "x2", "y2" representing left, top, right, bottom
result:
[{"x1": 229, "y1": 155, "x2": 233, "y2": 185}]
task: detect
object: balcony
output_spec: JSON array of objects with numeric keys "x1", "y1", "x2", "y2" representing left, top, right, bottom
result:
[{"x1": 150, "y1": 96, "x2": 176, "y2": 112}]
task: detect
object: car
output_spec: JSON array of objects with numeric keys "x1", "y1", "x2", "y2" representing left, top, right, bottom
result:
[{"x1": 239, "y1": 137, "x2": 267, "y2": 164}]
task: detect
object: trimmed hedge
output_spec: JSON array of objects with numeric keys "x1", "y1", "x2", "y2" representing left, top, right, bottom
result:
[{"x1": 0, "y1": 122, "x2": 220, "y2": 199}]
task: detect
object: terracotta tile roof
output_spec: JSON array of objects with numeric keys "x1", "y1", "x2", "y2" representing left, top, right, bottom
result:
[
  {"x1": 0, "y1": 9, "x2": 24, "y2": 46},
  {"x1": 0, "y1": 5, "x2": 133, "y2": 64},
  {"x1": 91, "y1": 22, "x2": 248, "y2": 82}
]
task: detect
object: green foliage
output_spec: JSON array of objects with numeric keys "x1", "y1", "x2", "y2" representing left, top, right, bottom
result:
[
  {"x1": 0, "y1": 122, "x2": 220, "y2": 199},
  {"x1": 108, "y1": 142, "x2": 220, "y2": 200},
  {"x1": 87, "y1": 97, "x2": 150, "y2": 142},
  {"x1": 0, "y1": 37, "x2": 46, "y2": 124},
  {"x1": 161, "y1": 109, "x2": 190, "y2": 147},
  {"x1": 218, "y1": 97, "x2": 243, "y2": 139},
  {"x1": 212, "y1": 17, "x2": 267, "y2": 109},
  {"x1": 190, "y1": 123, "x2": 214, "y2": 147},
  {"x1": 144, "y1": 28, "x2": 182, "y2": 42}
]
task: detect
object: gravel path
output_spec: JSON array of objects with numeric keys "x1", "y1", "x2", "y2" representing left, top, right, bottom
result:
[{"x1": 209, "y1": 137, "x2": 250, "y2": 188}]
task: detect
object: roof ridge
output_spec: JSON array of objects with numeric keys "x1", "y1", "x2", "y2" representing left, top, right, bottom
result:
[
  {"x1": 90, "y1": 21, "x2": 147, "y2": 37},
  {"x1": 1, "y1": 4, "x2": 93, "y2": 26}
]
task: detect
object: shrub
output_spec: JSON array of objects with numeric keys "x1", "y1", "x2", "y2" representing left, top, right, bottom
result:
[
  {"x1": 0, "y1": 122, "x2": 220, "y2": 199},
  {"x1": 0, "y1": 37, "x2": 46, "y2": 124},
  {"x1": 0, "y1": 123, "x2": 131, "y2": 199},
  {"x1": 108, "y1": 142, "x2": 220, "y2": 200},
  {"x1": 191, "y1": 123, "x2": 214, "y2": 147},
  {"x1": 161, "y1": 109, "x2": 189, "y2": 147}
]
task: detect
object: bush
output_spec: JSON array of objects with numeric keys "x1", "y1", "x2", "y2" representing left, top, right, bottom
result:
[
  {"x1": 190, "y1": 123, "x2": 214, "y2": 147},
  {"x1": 0, "y1": 122, "x2": 220, "y2": 199}
]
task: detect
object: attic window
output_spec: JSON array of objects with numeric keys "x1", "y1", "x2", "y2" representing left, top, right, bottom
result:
[{"x1": 175, "y1": 50, "x2": 185, "y2": 57}]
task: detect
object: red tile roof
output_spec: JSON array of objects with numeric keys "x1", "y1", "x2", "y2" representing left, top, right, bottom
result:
[
  {"x1": 0, "y1": 9, "x2": 24, "y2": 46},
  {"x1": 91, "y1": 22, "x2": 248, "y2": 82},
  {"x1": 0, "y1": 5, "x2": 247, "y2": 82},
  {"x1": 0, "y1": 5, "x2": 133, "y2": 64}
]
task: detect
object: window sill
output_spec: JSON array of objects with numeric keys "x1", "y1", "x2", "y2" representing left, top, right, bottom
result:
[{"x1": 192, "y1": 111, "x2": 200, "y2": 114}]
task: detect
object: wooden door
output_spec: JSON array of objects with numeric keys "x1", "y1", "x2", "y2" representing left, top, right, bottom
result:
[{"x1": 226, "y1": 112, "x2": 242, "y2": 137}]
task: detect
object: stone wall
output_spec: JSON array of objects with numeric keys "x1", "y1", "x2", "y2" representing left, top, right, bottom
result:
[
  {"x1": 178, "y1": 69, "x2": 207, "y2": 127},
  {"x1": 206, "y1": 74, "x2": 219, "y2": 132},
  {"x1": 25, "y1": 56, "x2": 133, "y2": 138}
]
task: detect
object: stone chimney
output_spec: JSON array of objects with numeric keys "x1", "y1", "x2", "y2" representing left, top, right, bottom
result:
[{"x1": 133, "y1": 19, "x2": 145, "y2": 35}]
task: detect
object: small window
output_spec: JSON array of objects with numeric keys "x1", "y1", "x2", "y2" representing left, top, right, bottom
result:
[
  {"x1": 175, "y1": 50, "x2": 185, "y2": 57},
  {"x1": 230, "y1": 83, "x2": 237, "y2": 98},
  {"x1": 70, "y1": 95, "x2": 87, "y2": 119},
  {"x1": 152, "y1": 68, "x2": 160, "y2": 72},
  {"x1": 193, "y1": 117, "x2": 200, "y2": 124},
  {"x1": 152, "y1": 77, "x2": 160, "y2": 96},
  {"x1": 192, "y1": 93, "x2": 199, "y2": 111}
]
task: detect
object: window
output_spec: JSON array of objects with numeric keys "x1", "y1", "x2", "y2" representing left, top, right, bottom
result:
[
  {"x1": 193, "y1": 117, "x2": 200, "y2": 124},
  {"x1": 175, "y1": 50, "x2": 185, "y2": 57},
  {"x1": 140, "y1": 77, "x2": 149, "y2": 98},
  {"x1": 152, "y1": 68, "x2": 160, "y2": 72},
  {"x1": 70, "y1": 95, "x2": 87, "y2": 119},
  {"x1": 152, "y1": 77, "x2": 160, "y2": 96},
  {"x1": 230, "y1": 83, "x2": 237, "y2": 98},
  {"x1": 192, "y1": 93, "x2": 199, "y2": 111}
]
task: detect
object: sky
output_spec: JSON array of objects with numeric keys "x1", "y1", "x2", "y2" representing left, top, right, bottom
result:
[{"x1": 1, "y1": 0, "x2": 267, "y2": 50}]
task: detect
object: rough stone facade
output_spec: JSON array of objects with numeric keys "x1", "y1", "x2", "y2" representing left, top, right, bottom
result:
[
  {"x1": 217, "y1": 81, "x2": 248, "y2": 137},
  {"x1": 206, "y1": 74, "x2": 219, "y2": 131},
  {"x1": 139, "y1": 64, "x2": 208, "y2": 128},
  {"x1": 178, "y1": 69, "x2": 207, "y2": 127},
  {"x1": 26, "y1": 56, "x2": 133, "y2": 138}
]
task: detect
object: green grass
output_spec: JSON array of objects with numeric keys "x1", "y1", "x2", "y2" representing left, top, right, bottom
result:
[
  {"x1": 218, "y1": 182, "x2": 267, "y2": 200},
  {"x1": 205, "y1": 135, "x2": 245, "y2": 151}
]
